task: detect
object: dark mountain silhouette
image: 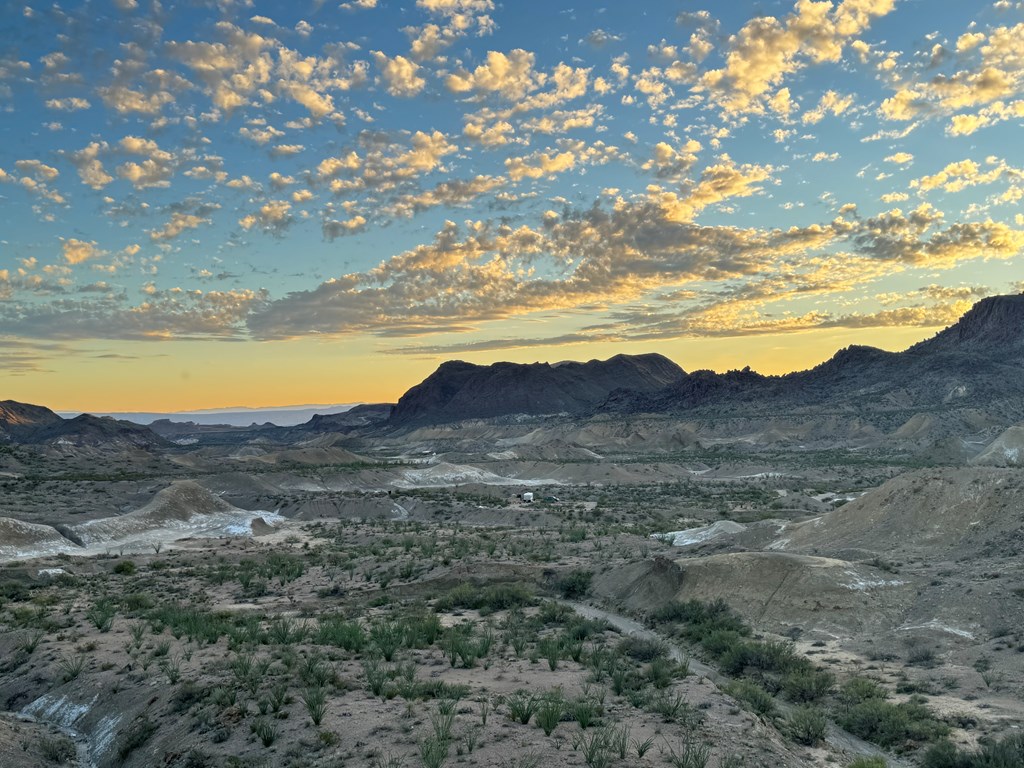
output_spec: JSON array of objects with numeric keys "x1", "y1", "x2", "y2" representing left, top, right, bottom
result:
[
  {"x1": 605, "y1": 294, "x2": 1024, "y2": 417},
  {"x1": 389, "y1": 295, "x2": 1024, "y2": 425},
  {"x1": 389, "y1": 353, "x2": 686, "y2": 425}
]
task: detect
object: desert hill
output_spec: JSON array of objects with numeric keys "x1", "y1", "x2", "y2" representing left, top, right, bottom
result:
[
  {"x1": 389, "y1": 353, "x2": 685, "y2": 425},
  {"x1": 0, "y1": 400, "x2": 166, "y2": 450},
  {"x1": 607, "y1": 294, "x2": 1024, "y2": 419},
  {"x1": 773, "y1": 467, "x2": 1024, "y2": 561},
  {"x1": 382, "y1": 294, "x2": 1024, "y2": 428}
]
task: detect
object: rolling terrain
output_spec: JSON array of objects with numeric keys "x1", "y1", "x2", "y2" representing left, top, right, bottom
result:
[{"x1": 0, "y1": 295, "x2": 1022, "y2": 768}]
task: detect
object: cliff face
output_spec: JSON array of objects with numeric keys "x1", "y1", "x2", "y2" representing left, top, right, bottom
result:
[{"x1": 389, "y1": 353, "x2": 685, "y2": 425}]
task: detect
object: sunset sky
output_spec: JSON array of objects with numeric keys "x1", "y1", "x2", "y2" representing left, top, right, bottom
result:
[{"x1": 1, "y1": 0, "x2": 1023, "y2": 411}]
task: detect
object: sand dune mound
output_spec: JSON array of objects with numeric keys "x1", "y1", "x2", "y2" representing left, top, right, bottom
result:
[
  {"x1": 594, "y1": 552, "x2": 913, "y2": 637},
  {"x1": 775, "y1": 468, "x2": 1024, "y2": 559},
  {"x1": 0, "y1": 518, "x2": 77, "y2": 560},
  {"x1": 971, "y1": 425, "x2": 1024, "y2": 466}
]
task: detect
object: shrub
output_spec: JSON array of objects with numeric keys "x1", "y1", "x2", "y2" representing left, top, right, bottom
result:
[
  {"x1": 618, "y1": 636, "x2": 668, "y2": 662},
  {"x1": 651, "y1": 599, "x2": 748, "y2": 641},
  {"x1": 836, "y1": 695, "x2": 948, "y2": 749},
  {"x1": 302, "y1": 686, "x2": 328, "y2": 726},
  {"x1": 436, "y1": 582, "x2": 533, "y2": 614},
  {"x1": 317, "y1": 616, "x2": 365, "y2": 651},
  {"x1": 113, "y1": 560, "x2": 136, "y2": 575},
  {"x1": 725, "y1": 680, "x2": 776, "y2": 718},
  {"x1": 920, "y1": 733, "x2": 1024, "y2": 768},
  {"x1": 86, "y1": 599, "x2": 116, "y2": 632},
  {"x1": 555, "y1": 570, "x2": 592, "y2": 599},
  {"x1": 252, "y1": 718, "x2": 277, "y2": 747},
  {"x1": 535, "y1": 693, "x2": 563, "y2": 736},
  {"x1": 506, "y1": 692, "x2": 539, "y2": 724},
  {"x1": 663, "y1": 737, "x2": 712, "y2": 768},
  {"x1": 56, "y1": 652, "x2": 85, "y2": 682},
  {"x1": 782, "y1": 669, "x2": 835, "y2": 702},
  {"x1": 788, "y1": 705, "x2": 828, "y2": 745}
]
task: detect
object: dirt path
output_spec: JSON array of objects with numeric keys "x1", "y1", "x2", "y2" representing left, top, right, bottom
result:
[{"x1": 562, "y1": 600, "x2": 912, "y2": 768}]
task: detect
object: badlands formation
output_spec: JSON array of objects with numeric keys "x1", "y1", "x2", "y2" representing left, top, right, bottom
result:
[{"x1": 1, "y1": 296, "x2": 1023, "y2": 767}]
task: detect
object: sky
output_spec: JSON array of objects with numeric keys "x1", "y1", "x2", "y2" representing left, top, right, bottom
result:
[{"x1": 1, "y1": 0, "x2": 1023, "y2": 411}]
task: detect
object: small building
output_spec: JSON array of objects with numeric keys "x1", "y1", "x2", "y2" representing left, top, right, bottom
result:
[{"x1": 521, "y1": 491, "x2": 534, "y2": 503}]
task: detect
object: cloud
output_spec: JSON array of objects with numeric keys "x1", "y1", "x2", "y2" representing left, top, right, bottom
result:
[
  {"x1": 149, "y1": 200, "x2": 220, "y2": 241},
  {"x1": 446, "y1": 49, "x2": 538, "y2": 100},
  {"x1": 801, "y1": 90, "x2": 854, "y2": 124},
  {"x1": 885, "y1": 152, "x2": 914, "y2": 164},
  {"x1": 879, "y1": 22, "x2": 1024, "y2": 134},
  {"x1": 641, "y1": 139, "x2": 702, "y2": 179},
  {"x1": 0, "y1": 288, "x2": 269, "y2": 341},
  {"x1": 322, "y1": 215, "x2": 368, "y2": 240},
  {"x1": 116, "y1": 136, "x2": 176, "y2": 189},
  {"x1": 45, "y1": 97, "x2": 91, "y2": 111},
  {"x1": 505, "y1": 150, "x2": 576, "y2": 181},
  {"x1": 239, "y1": 199, "x2": 293, "y2": 234},
  {"x1": 417, "y1": 0, "x2": 495, "y2": 35},
  {"x1": 14, "y1": 159, "x2": 59, "y2": 181},
  {"x1": 372, "y1": 52, "x2": 427, "y2": 97},
  {"x1": 910, "y1": 157, "x2": 1014, "y2": 193},
  {"x1": 650, "y1": 156, "x2": 775, "y2": 223},
  {"x1": 700, "y1": 0, "x2": 896, "y2": 116},
  {"x1": 69, "y1": 142, "x2": 114, "y2": 189},
  {"x1": 63, "y1": 238, "x2": 102, "y2": 265},
  {"x1": 245, "y1": 184, "x2": 1024, "y2": 345},
  {"x1": 384, "y1": 175, "x2": 504, "y2": 218}
]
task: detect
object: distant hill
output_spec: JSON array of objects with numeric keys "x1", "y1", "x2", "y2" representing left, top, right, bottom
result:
[
  {"x1": 389, "y1": 353, "x2": 686, "y2": 425},
  {"x1": 0, "y1": 400, "x2": 166, "y2": 450},
  {"x1": 60, "y1": 403, "x2": 361, "y2": 428},
  {"x1": 387, "y1": 294, "x2": 1024, "y2": 428},
  {"x1": 604, "y1": 294, "x2": 1024, "y2": 419}
]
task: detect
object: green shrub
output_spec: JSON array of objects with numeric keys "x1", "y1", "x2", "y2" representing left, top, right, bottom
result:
[
  {"x1": 836, "y1": 695, "x2": 948, "y2": 749},
  {"x1": 788, "y1": 705, "x2": 828, "y2": 745},
  {"x1": 651, "y1": 599, "x2": 748, "y2": 641},
  {"x1": 920, "y1": 733, "x2": 1024, "y2": 768},
  {"x1": 436, "y1": 582, "x2": 533, "y2": 614},
  {"x1": 617, "y1": 636, "x2": 668, "y2": 662},
  {"x1": 782, "y1": 669, "x2": 835, "y2": 702},
  {"x1": 506, "y1": 691, "x2": 539, "y2": 724},
  {"x1": 317, "y1": 616, "x2": 366, "y2": 651},
  {"x1": 725, "y1": 679, "x2": 776, "y2": 718},
  {"x1": 554, "y1": 570, "x2": 592, "y2": 599},
  {"x1": 535, "y1": 693, "x2": 564, "y2": 736},
  {"x1": 86, "y1": 599, "x2": 116, "y2": 632},
  {"x1": 113, "y1": 560, "x2": 136, "y2": 575}
]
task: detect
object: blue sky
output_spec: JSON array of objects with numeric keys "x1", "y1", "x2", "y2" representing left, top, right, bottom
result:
[{"x1": 1, "y1": 0, "x2": 1023, "y2": 409}]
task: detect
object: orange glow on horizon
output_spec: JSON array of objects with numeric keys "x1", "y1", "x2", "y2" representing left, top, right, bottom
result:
[{"x1": 2, "y1": 324, "x2": 945, "y2": 413}]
